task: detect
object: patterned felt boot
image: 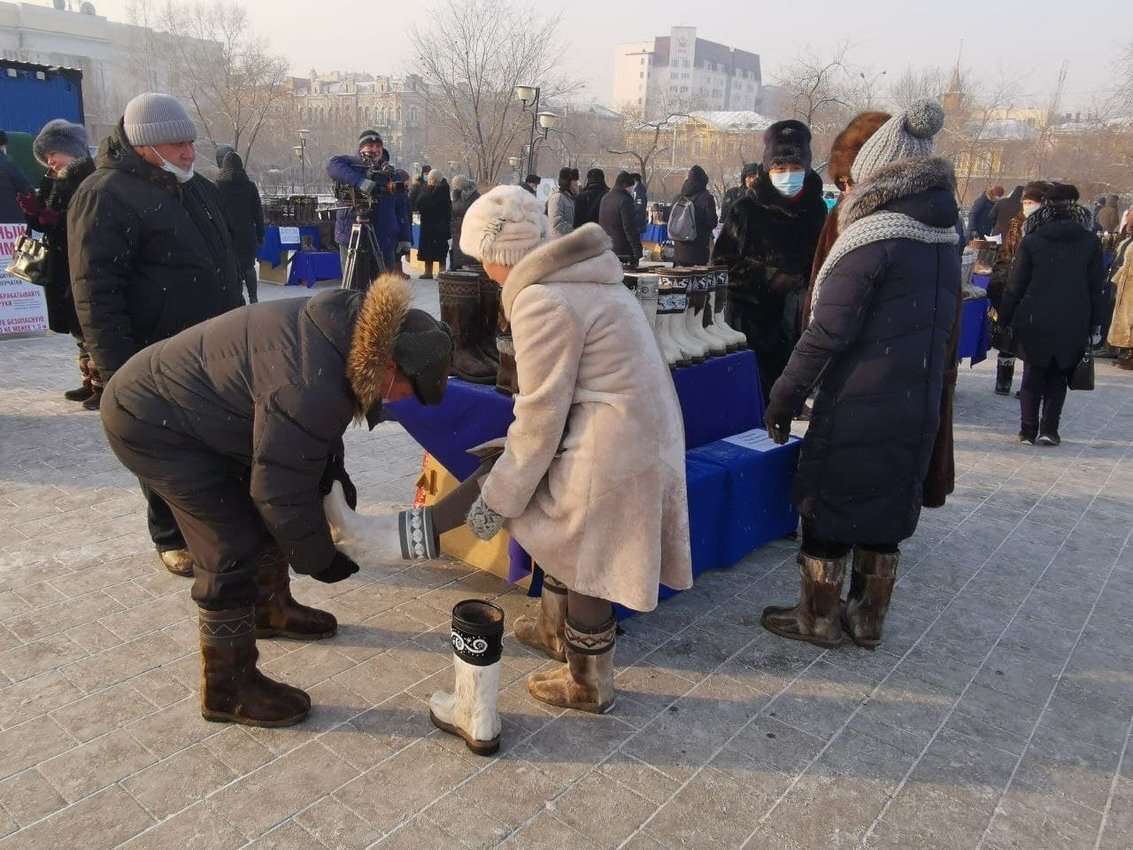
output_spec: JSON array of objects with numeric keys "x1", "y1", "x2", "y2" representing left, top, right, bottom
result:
[
  {"x1": 527, "y1": 615, "x2": 616, "y2": 714},
  {"x1": 514, "y1": 574, "x2": 567, "y2": 662},
  {"x1": 430, "y1": 600, "x2": 505, "y2": 756},
  {"x1": 761, "y1": 552, "x2": 848, "y2": 648},
  {"x1": 842, "y1": 549, "x2": 899, "y2": 649}
]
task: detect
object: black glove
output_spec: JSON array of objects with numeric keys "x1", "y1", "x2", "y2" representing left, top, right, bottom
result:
[
  {"x1": 319, "y1": 453, "x2": 357, "y2": 509},
  {"x1": 764, "y1": 400, "x2": 793, "y2": 445},
  {"x1": 314, "y1": 551, "x2": 359, "y2": 583}
]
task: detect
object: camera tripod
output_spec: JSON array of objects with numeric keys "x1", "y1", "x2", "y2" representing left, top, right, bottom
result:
[{"x1": 340, "y1": 210, "x2": 388, "y2": 292}]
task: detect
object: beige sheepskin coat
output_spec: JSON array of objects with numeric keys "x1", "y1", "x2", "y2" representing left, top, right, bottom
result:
[{"x1": 479, "y1": 224, "x2": 693, "y2": 611}]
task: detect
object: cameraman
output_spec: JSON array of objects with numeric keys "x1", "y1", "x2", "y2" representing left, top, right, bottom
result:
[{"x1": 326, "y1": 130, "x2": 412, "y2": 279}]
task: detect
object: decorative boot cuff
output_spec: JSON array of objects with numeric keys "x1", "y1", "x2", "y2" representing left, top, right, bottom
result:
[
  {"x1": 466, "y1": 495, "x2": 504, "y2": 541},
  {"x1": 450, "y1": 599, "x2": 505, "y2": 666},
  {"x1": 564, "y1": 615, "x2": 616, "y2": 655},
  {"x1": 199, "y1": 607, "x2": 255, "y2": 643},
  {"x1": 398, "y1": 507, "x2": 439, "y2": 560}
]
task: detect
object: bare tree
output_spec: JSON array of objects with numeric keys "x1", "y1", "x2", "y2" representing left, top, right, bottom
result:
[
  {"x1": 608, "y1": 100, "x2": 690, "y2": 190},
  {"x1": 887, "y1": 66, "x2": 949, "y2": 111},
  {"x1": 408, "y1": 0, "x2": 578, "y2": 184}
]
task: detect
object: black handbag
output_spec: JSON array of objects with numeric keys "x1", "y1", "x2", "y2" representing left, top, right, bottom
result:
[
  {"x1": 1068, "y1": 340, "x2": 1094, "y2": 391},
  {"x1": 4, "y1": 228, "x2": 49, "y2": 286}
]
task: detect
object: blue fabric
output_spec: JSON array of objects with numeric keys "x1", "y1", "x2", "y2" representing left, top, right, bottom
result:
[
  {"x1": 958, "y1": 297, "x2": 991, "y2": 364},
  {"x1": 257, "y1": 226, "x2": 321, "y2": 266},
  {"x1": 643, "y1": 223, "x2": 668, "y2": 243},
  {"x1": 672, "y1": 351, "x2": 764, "y2": 447},
  {"x1": 287, "y1": 251, "x2": 342, "y2": 288}
]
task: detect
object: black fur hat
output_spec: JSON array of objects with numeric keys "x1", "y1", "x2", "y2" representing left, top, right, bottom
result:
[{"x1": 762, "y1": 120, "x2": 812, "y2": 171}]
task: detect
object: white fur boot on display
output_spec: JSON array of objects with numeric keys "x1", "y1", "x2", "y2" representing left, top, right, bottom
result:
[
  {"x1": 685, "y1": 269, "x2": 728, "y2": 356},
  {"x1": 658, "y1": 271, "x2": 708, "y2": 364},
  {"x1": 708, "y1": 266, "x2": 748, "y2": 351},
  {"x1": 429, "y1": 599, "x2": 505, "y2": 756},
  {"x1": 323, "y1": 482, "x2": 440, "y2": 567}
]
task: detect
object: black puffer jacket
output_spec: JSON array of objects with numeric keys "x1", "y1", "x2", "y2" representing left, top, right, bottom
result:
[
  {"x1": 989, "y1": 186, "x2": 1023, "y2": 236},
  {"x1": 216, "y1": 151, "x2": 264, "y2": 268},
  {"x1": 672, "y1": 165, "x2": 718, "y2": 267},
  {"x1": 769, "y1": 157, "x2": 961, "y2": 544},
  {"x1": 598, "y1": 186, "x2": 643, "y2": 262},
  {"x1": 68, "y1": 121, "x2": 242, "y2": 382},
  {"x1": 416, "y1": 180, "x2": 452, "y2": 262},
  {"x1": 1000, "y1": 204, "x2": 1105, "y2": 370},
  {"x1": 573, "y1": 173, "x2": 608, "y2": 228},
  {"x1": 102, "y1": 283, "x2": 405, "y2": 575},
  {"x1": 25, "y1": 157, "x2": 95, "y2": 335}
]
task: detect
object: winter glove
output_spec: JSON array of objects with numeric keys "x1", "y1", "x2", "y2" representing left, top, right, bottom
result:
[
  {"x1": 358, "y1": 178, "x2": 379, "y2": 196},
  {"x1": 313, "y1": 551, "x2": 359, "y2": 583},
  {"x1": 318, "y1": 453, "x2": 357, "y2": 509},
  {"x1": 1091, "y1": 326, "x2": 1103, "y2": 347},
  {"x1": 16, "y1": 190, "x2": 42, "y2": 217},
  {"x1": 764, "y1": 400, "x2": 793, "y2": 445},
  {"x1": 466, "y1": 494, "x2": 504, "y2": 541},
  {"x1": 396, "y1": 241, "x2": 413, "y2": 254}
]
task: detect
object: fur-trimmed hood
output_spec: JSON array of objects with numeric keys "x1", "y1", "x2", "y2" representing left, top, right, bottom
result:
[
  {"x1": 346, "y1": 275, "x2": 411, "y2": 424},
  {"x1": 840, "y1": 156, "x2": 957, "y2": 229},
  {"x1": 500, "y1": 223, "x2": 623, "y2": 318}
]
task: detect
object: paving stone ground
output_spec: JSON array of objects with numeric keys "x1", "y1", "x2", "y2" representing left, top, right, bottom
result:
[{"x1": 1, "y1": 279, "x2": 1131, "y2": 849}]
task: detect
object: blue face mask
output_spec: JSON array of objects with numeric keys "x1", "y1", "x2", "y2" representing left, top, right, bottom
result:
[{"x1": 770, "y1": 170, "x2": 805, "y2": 197}]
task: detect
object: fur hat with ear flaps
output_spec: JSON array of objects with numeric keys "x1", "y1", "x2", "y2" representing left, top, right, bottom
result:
[
  {"x1": 827, "y1": 111, "x2": 891, "y2": 189},
  {"x1": 347, "y1": 275, "x2": 453, "y2": 427},
  {"x1": 851, "y1": 100, "x2": 945, "y2": 185},
  {"x1": 762, "y1": 120, "x2": 812, "y2": 171}
]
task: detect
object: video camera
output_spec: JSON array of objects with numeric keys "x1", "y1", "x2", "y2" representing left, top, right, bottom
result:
[{"x1": 333, "y1": 155, "x2": 406, "y2": 212}]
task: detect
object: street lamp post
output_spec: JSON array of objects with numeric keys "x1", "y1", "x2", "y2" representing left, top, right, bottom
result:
[
  {"x1": 292, "y1": 128, "x2": 309, "y2": 194},
  {"x1": 507, "y1": 156, "x2": 521, "y2": 185},
  {"x1": 514, "y1": 85, "x2": 559, "y2": 176}
]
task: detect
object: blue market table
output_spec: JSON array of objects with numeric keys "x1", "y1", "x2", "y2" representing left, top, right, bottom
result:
[
  {"x1": 257, "y1": 225, "x2": 322, "y2": 266},
  {"x1": 643, "y1": 223, "x2": 668, "y2": 244},
  {"x1": 287, "y1": 251, "x2": 342, "y2": 288},
  {"x1": 958, "y1": 296, "x2": 991, "y2": 365}
]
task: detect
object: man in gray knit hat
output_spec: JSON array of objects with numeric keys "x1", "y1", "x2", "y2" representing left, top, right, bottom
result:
[{"x1": 69, "y1": 92, "x2": 243, "y2": 578}]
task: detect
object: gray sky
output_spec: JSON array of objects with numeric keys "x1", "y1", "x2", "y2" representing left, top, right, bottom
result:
[{"x1": 93, "y1": 0, "x2": 1127, "y2": 113}]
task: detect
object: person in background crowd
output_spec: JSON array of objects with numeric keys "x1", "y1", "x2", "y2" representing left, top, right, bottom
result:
[
  {"x1": 987, "y1": 180, "x2": 1051, "y2": 396},
  {"x1": 762, "y1": 101, "x2": 959, "y2": 651},
  {"x1": 408, "y1": 164, "x2": 431, "y2": 211},
  {"x1": 416, "y1": 169, "x2": 451, "y2": 279},
  {"x1": 598, "y1": 171, "x2": 643, "y2": 266},
  {"x1": 449, "y1": 175, "x2": 480, "y2": 270},
  {"x1": 1091, "y1": 195, "x2": 1106, "y2": 232},
  {"x1": 0, "y1": 129, "x2": 33, "y2": 222},
  {"x1": 523, "y1": 174, "x2": 540, "y2": 195},
  {"x1": 630, "y1": 172, "x2": 649, "y2": 233},
  {"x1": 101, "y1": 276, "x2": 453, "y2": 727},
  {"x1": 968, "y1": 184, "x2": 1004, "y2": 239},
  {"x1": 990, "y1": 185, "x2": 1023, "y2": 236},
  {"x1": 711, "y1": 120, "x2": 827, "y2": 404},
  {"x1": 68, "y1": 92, "x2": 244, "y2": 578},
  {"x1": 545, "y1": 166, "x2": 577, "y2": 237},
  {"x1": 720, "y1": 162, "x2": 759, "y2": 224},
  {"x1": 1096, "y1": 194, "x2": 1122, "y2": 234},
  {"x1": 671, "y1": 164, "x2": 718, "y2": 267},
  {"x1": 326, "y1": 130, "x2": 413, "y2": 279},
  {"x1": 1000, "y1": 183, "x2": 1105, "y2": 446},
  {"x1": 573, "y1": 167, "x2": 608, "y2": 229},
  {"x1": 215, "y1": 147, "x2": 265, "y2": 303},
  {"x1": 16, "y1": 120, "x2": 96, "y2": 403},
  {"x1": 1106, "y1": 213, "x2": 1133, "y2": 368}
]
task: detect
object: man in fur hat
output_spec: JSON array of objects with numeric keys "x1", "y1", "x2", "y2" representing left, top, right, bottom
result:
[
  {"x1": 712, "y1": 120, "x2": 827, "y2": 403},
  {"x1": 100, "y1": 276, "x2": 453, "y2": 726}
]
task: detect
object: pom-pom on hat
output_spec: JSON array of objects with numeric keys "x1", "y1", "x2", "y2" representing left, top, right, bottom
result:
[
  {"x1": 762, "y1": 120, "x2": 812, "y2": 171},
  {"x1": 459, "y1": 185, "x2": 552, "y2": 266},
  {"x1": 123, "y1": 93, "x2": 197, "y2": 147},
  {"x1": 33, "y1": 119, "x2": 89, "y2": 166},
  {"x1": 851, "y1": 99, "x2": 945, "y2": 184}
]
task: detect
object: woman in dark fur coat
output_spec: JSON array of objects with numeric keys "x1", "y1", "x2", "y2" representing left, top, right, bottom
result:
[
  {"x1": 416, "y1": 170, "x2": 452, "y2": 279},
  {"x1": 711, "y1": 120, "x2": 827, "y2": 403},
  {"x1": 762, "y1": 102, "x2": 960, "y2": 651}
]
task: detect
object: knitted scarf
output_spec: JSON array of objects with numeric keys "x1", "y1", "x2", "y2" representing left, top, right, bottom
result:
[{"x1": 1024, "y1": 201, "x2": 1092, "y2": 235}]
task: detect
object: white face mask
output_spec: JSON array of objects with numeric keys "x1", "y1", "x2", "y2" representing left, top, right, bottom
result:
[
  {"x1": 1022, "y1": 201, "x2": 1041, "y2": 218},
  {"x1": 152, "y1": 147, "x2": 195, "y2": 183},
  {"x1": 770, "y1": 170, "x2": 805, "y2": 198}
]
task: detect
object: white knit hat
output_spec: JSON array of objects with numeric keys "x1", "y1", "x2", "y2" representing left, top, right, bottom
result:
[
  {"x1": 123, "y1": 93, "x2": 198, "y2": 147},
  {"x1": 851, "y1": 99, "x2": 945, "y2": 184},
  {"x1": 459, "y1": 185, "x2": 552, "y2": 266}
]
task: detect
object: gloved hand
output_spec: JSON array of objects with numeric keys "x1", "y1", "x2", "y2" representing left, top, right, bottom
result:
[
  {"x1": 1091, "y1": 326, "x2": 1104, "y2": 347},
  {"x1": 764, "y1": 399, "x2": 793, "y2": 445},
  {"x1": 16, "y1": 190, "x2": 42, "y2": 217},
  {"x1": 358, "y1": 178, "x2": 378, "y2": 196},
  {"x1": 318, "y1": 453, "x2": 357, "y2": 509},
  {"x1": 313, "y1": 551, "x2": 359, "y2": 583},
  {"x1": 397, "y1": 241, "x2": 413, "y2": 254},
  {"x1": 466, "y1": 494, "x2": 504, "y2": 541}
]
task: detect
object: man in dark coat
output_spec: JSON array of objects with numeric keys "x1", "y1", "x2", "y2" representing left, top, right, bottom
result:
[
  {"x1": 216, "y1": 150, "x2": 264, "y2": 302},
  {"x1": 1000, "y1": 183, "x2": 1104, "y2": 445},
  {"x1": 720, "y1": 162, "x2": 758, "y2": 223},
  {"x1": 449, "y1": 175, "x2": 480, "y2": 270},
  {"x1": 711, "y1": 120, "x2": 827, "y2": 403},
  {"x1": 18, "y1": 119, "x2": 96, "y2": 402},
  {"x1": 415, "y1": 170, "x2": 452, "y2": 278},
  {"x1": 100, "y1": 276, "x2": 453, "y2": 726},
  {"x1": 68, "y1": 92, "x2": 244, "y2": 579},
  {"x1": 989, "y1": 185, "x2": 1023, "y2": 236},
  {"x1": 598, "y1": 171, "x2": 643, "y2": 265},
  {"x1": 762, "y1": 102, "x2": 959, "y2": 652},
  {"x1": 967, "y1": 185, "x2": 1002, "y2": 239},
  {"x1": 630, "y1": 172, "x2": 649, "y2": 232},
  {"x1": 672, "y1": 165, "x2": 718, "y2": 267},
  {"x1": 573, "y1": 167, "x2": 608, "y2": 229},
  {"x1": 0, "y1": 129, "x2": 33, "y2": 222}
]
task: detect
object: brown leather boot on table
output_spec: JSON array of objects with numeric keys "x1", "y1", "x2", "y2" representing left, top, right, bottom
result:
[
  {"x1": 254, "y1": 547, "x2": 337, "y2": 640},
  {"x1": 514, "y1": 574, "x2": 567, "y2": 662},
  {"x1": 761, "y1": 552, "x2": 848, "y2": 648},
  {"x1": 199, "y1": 607, "x2": 310, "y2": 727},
  {"x1": 527, "y1": 615, "x2": 616, "y2": 714},
  {"x1": 843, "y1": 549, "x2": 899, "y2": 649}
]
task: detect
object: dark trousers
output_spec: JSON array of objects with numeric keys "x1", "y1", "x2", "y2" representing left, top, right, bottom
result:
[
  {"x1": 241, "y1": 265, "x2": 258, "y2": 303},
  {"x1": 141, "y1": 483, "x2": 188, "y2": 552},
  {"x1": 801, "y1": 519, "x2": 899, "y2": 560},
  {"x1": 725, "y1": 300, "x2": 793, "y2": 406},
  {"x1": 1019, "y1": 358, "x2": 1068, "y2": 429}
]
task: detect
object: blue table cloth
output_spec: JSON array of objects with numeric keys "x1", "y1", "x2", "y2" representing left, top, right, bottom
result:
[
  {"x1": 642, "y1": 223, "x2": 668, "y2": 244},
  {"x1": 257, "y1": 226, "x2": 321, "y2": 266},
  {"x1": 287, "y1": 252, "x2": 342, "y2": 288},
  {"x1": 958, "y1": 296, "x2": 991, "y2": 365}
]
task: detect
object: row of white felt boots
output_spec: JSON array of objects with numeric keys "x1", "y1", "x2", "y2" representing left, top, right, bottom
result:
[{"x1": 633, "y1": 275, "x2": 747, "y2": 367}]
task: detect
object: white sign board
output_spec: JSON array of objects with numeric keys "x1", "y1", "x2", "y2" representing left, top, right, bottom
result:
[
  {"x1": 0, "y1": 223, "x2": 49, "y2": 336},
  {"x1": 278, "y1": 226, "x2": 301, "y2": 246},
  {"x1": 722, "y1": 427, "x2": 798, "y2": 452}
]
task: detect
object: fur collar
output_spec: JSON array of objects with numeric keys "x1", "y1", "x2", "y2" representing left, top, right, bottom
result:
[
  {"x1": 840, "y1": 156, "x2": 956, "y2": 229},
  {"x1": 346, "y1": 275, "x2": 411, "y2": 423},
  {"x1": 501, "y1": 224, "x2": 622, "y2": 318}
]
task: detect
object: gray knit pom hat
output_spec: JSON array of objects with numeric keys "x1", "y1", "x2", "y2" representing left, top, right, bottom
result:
[
  {"x1": 33, "y1": 119, "x2": 89, "y2": 166},
  {"x1": 122, "y1": 93, "x2": 198, "y2": 147},
  {"x1": 851, "y1": 99, "x2": 945, "y2": 184}
]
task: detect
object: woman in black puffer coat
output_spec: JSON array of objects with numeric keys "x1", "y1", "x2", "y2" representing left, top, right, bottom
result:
[{"x1": 999, "y1": 183, "x2": 1105, "y2": 446}]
